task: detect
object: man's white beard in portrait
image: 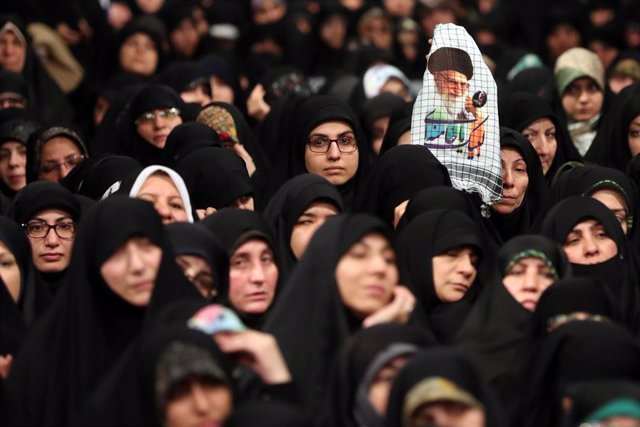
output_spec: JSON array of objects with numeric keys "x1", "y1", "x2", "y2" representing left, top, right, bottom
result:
[{"x1": 441, "y1": 92, "x2": 468, "y2": 119}]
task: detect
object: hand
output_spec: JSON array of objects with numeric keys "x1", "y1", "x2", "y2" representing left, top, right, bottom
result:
[
  {"x1": 108, "y1": 3, "x2": 132, "y2": 30},
  {"x1": 196, "y1": 207, "x2": 217, "y2": 220},
  {"x1": 230, "y1": 143, "x2": 257, "y2": 177},
  {"x1": 246, "y1": 84, "x2": 271, "y2": 122},
  {"x1": 465, "y1": 96, "x2": 477, "y2": 117},
  {"x1": 362, "y1": 286, "x2": 416, "y2": 328},
  {"x1": 0, "y1": 354, "x2": 13, "y2": 379},
  {"x1": 56, "y1": 22, "x2": 83, "y2": 45},
  {"x1": 214, "y1": 330, "x2": 291, "y2": 384}
]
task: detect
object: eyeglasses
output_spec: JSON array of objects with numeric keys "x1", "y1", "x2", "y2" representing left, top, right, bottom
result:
[
  {"x1": 135, "y1": 107, "x2": 181, "y2": 125},
  {"x1": 39, "y1": 154, "x2": 85, "y2": 174},
  {"x1": 22, "y1": 221, "x2": 76, "y2": 240},
  {"x1": 435, "y1": 72, "x2": 470, "y2": 90},
  {"x1": 307, "y1": 134, "x2": 358, "y2": 153}
]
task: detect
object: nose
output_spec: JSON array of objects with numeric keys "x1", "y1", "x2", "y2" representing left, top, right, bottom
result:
[
  {"x1": 126, "y1": 243, "x2": 146, "y2": 274},
  {"x1": 44, "y1": 227, "x2": 60, "y2": 247},
  {"x1": 249, "y1": 262, "x2": 266, "y2": 284},
  {"x1": 457, "y1": 253, "x2": 475, "y2": 277},
  {"x1": 326, "y1": 140, "x2": 341, "y2": 160},
  {"x1": 582, "y1": 234, "x2": 600, "y2": 258},
  {"x1": 190, "y1": 383, "x2": 210, "y2": 415},
  {"x1": 536, "y1": 136, "x2": 551, "y2": 157},
  {"x1": 8, "y1": 150, "x2": 20, "y2": 166},
  {"x1": 522, "y1": 268, "x2": 540, "y2": 292},
  {"x1": 502, "y1": 168, "x2": 514, "y2": 189},
  {"x1": 60, "y1": 163, "x2": 73, "y2": 179},
  {"x1": 154, "y1": 200, "x2": 173, "y2": 224},
  {"x1": 578, "y1": 89, "x2": 589, "y2": 103}
]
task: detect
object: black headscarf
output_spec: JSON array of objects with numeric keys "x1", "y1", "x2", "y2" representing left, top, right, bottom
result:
[
  {"x1": 225, "y1": 400, "x2": 313, "y2": 427},
  {"x1": 501, "y1": 91, "x2": 581, "y2": 183},
  {"x1": 5, "y1": 196, "x2": 193, "y2": 426},
  {"x1": 585, "y1": 83, "x2": 640, "y2": 171},
  {"x1": 514, "y1": 321, "x2": 640, "y2": 427},
  {"x1": 540, "y1": 196, "x2": 640, "y2": 334},
  {"x1": 359, "y1": 92, "x2": 406, "y2": 151},
  {"x1": 272, "y1": 95, "x2": 371, "y2": 209},
  {"x1": 0, "y1": 15, "x2": 75, "y2": 125},
  {"x1": 10, "y1": 181, "x2": 81, "y2": 298},
  {"x1": 378, "y1": 101, "x2": 413, "y2": 156},
  {"x1": 490, "y1": 127, "x2": 547, "y2": 243},
  {"x1": 383, "y1": 347, "x2": 508, "y2": 427},
  {"x1": 394, "y1": 210, "x2": 484, "y2": 343},
  {"x1": 196, "y1": 101, "x2": 272, "y2": 210},
  {"x1": 200, "y1": 208, "x2": 280, "y2": 329},
  {"x1": 262, "y1": 174, "x2": 343, "y2": 281},
  {"x1": 455, "y1": 235, "x2": 570, "y2": 401},
  {"x1": 77, "y1": 323, "x2": 234, "y2": 427},
  {"x1": 263, "y1": 214, "x2": 394, "y2": 414},
  {"x1": 174, "y1": 147, "x2": 253, "y2": 211},
  {"x1": 159, "y1": 122, "x2": 222, "y2": 168},
  {"x1": 165, "y1": 221, "x2": 229, "y2": 301},
  {"x1": 328, "y1": 323, "x2": 435, "y2": 427},
  {"x1": 0, "y1": 275, "x2": 24, "y2": 360},
  {"x1": 115, "y1": 84, "x2": 185, "y2": 166},
  {"x1": 538, "y1": 164, "x2": 638, "y2": 241},
  {"x1": 355, "y1": 145, "x2": 452, "y2": 225},
  {"x1": 0, "y1": 108, "x2": 39, "y2": 199},
  {"x1": 75, "y1": 155, "x2": 142, "y2": 200}
]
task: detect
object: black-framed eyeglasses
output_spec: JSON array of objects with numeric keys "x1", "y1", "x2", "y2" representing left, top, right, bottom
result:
[
  {"x1": 39, "y1": 154, "x2": 85, "y2": 174},
  {"x1": 307, "y1": 134, "x2": 358, "y2": 153},
  {"x1": 135, "y1": 107, "x2": 181, "y2": 125},
  {"x1": 22, "y1": 221, "x2": 76, "y2": 240}
]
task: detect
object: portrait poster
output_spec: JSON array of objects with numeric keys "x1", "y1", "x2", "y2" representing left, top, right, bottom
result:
[{"x1": 411, "y1": 23, "x2": 501, "y2": 208}]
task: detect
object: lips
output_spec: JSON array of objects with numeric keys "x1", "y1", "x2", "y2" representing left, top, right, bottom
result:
[
  {"x1": 324, "y1": 166, "x2": 344, "y2": 174},
  {"x1": 521, "y1": 300, "x2": 537, "y2": 311},
  {"x1": 245, "y1": 291, "x2": 267, "y2": 301},
  {"x1": 130, "y1": 281, "x2": 153, "y2": 292},
  {"x1": 363, "y1": 284, "x2": 386, "y2": 297},
  {"x1": 41, "y1": 253, "x2": 63, "y2": 262},
  {"x1": 449, "y1": 282, "x2": 470, "y2": 293},
  {"x1": 153, "y1": 134, "x2": 168, "y2": 144}
]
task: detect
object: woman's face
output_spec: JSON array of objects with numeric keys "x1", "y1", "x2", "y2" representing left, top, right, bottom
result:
[
  {"x1": 335, "y1": 232, "x2": 397, "y2": 318},
  {"x1": 0, "y1": 141, "x2": 26, "y2": 191},
  {"x1": 492, "y1": 148, "x2": 528, "y2": 215},
  {"x1": 228, "y1": 239, "x2": 278, "y2": 314},
  {"x1": 502, "y1": 257, "x2": 556, "y2": 312},
  {"x1": 169, "y1": 18, "x2": 199, "y2": 58},
  {"x1": 164, "y1": 377, "x2": 232, "y2": 427},
  {"x1": 289, "y1": 201, "x2": 339, "y2": 259},
  {"x1": 320, "y1": 15, "x2": 347, "y2": 49},
  {"x1": 628, "y1": 114, "x2": 640, "y2": 157},
  {"x1": 304, "y1": 121, "x2": 359, "y2": 186},
  {"x1": 563, "y1": 218, "x2": 618, "y2": 264},
  {"x1": 176, "y1": 254, "x2": 216, "y2": 298},
  {"x1": 119, "y1": 32, "x2": 159, "y2": 76},
  {"x1": 561, "y1": 77, "x2": 604, "y2": 122},
  {"x1": 210, "y1": 76, "x2": 234, "y2": 104},
  {"x1": 100, "y1": 236, "x2": 162, "y2": 307},
  {"x1": 25, "y1": 208, "x2": 76, "y2": 273},
  {"x1": 590, "y1": 189, "x2": 629, "y2": 234},
  {"x1": 432, "y1": 246, "x2": 478, "y2": 303},
  {"x1": 135, "y1": 108, "x2": 183, "y2": 149},
  {"x1": 0, "y1": 29, "x2": 26, "y2": 73},
  {"x1": 368, "y1": 354, "x2": 410, "y2": 415},
  {"x1": 521, "y1": 117, "x2": 557, "y2": 175},
  {"x1": 137, "y1": 173, "x2": 189, "y2": 224},
  {"x1": 0, "y1": 240, "x2": 21, "y2": 302},
  {"x1": 38, "y1": 137, "x2": 84, "y2": 183}
]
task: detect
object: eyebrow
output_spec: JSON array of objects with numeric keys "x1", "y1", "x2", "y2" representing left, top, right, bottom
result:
[
  {"x1": 31, "y1": 216, "x2": 72, "y2": 223},
  {"x1": 309, "y1": 130, "x2": 354, "y2": 138}
]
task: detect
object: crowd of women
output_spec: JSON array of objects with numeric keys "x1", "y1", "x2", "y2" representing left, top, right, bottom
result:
[{"x1": 1, "y1": 0, "x2": 640, "y2": 426}]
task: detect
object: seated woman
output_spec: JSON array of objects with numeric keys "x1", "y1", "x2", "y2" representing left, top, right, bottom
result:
[
  {"x1": 117, "y1": 85, "x2": 185, "y2": 166},
  {"x1": 455, "y1": 235, "x2": 570, "y2": 399},
  {"x1": 490, "y1": 128, "x2": 546, "y2": 243},
  {"x1": 120, "y1": 165, "x2": 193, "y2": 224},
  {"x1": 384, "y1": 348, "x2": 507, "y2": 427},
  {"x1": 395, "y1": 209, "x2": 484, "y2": 343},
  {"x1": 166, "y1": 222, "x2": 228, "y2": 300},
  {"x1": 264, "y1": 213, "x2": 415, "y2": 414},
  {"x1": 541, "y1": 196, "x2": 640, "y2": 334},
  {"x1": 12, "y1": 181, "x2": 81, "y2": 298},
  {"x1": 502, "y1": 91, "x2": 580, "y2": 180},
  {"x1": 329, "y1": 323, "x2": 435, "y2": 427},
  {"x1": 30, "y1": 126, "x2": 89, "y2": 184},
  {"x1": 263, "y1": 174, "x2": 343, "y2": 280},
  {"x1": 0, "y1": 110, "x2": 38, "y2": 198},
  {"x1": 272, "y1": 95, "x2": 371, "y2": 208},
  {"x1": 201, "y1": 209, "x2": 281, "y2": 329},
  {"x1": 5, "y1": 196, "x2": 192, "y2": 426}
]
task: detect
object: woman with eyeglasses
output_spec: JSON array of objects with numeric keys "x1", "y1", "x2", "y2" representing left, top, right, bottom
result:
[
  {"x1": 30, "y1": 126, "x2": 89, "y2": 184},
  {"x1": 272, "y1": 95, "x2": 370, "y2": 209},
  {"x1": 117, "y1": 84, "x2": 185, "y2": 166},
  {"x1": 11, "y1": 181, "x2": 80, "y2": 300}
]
